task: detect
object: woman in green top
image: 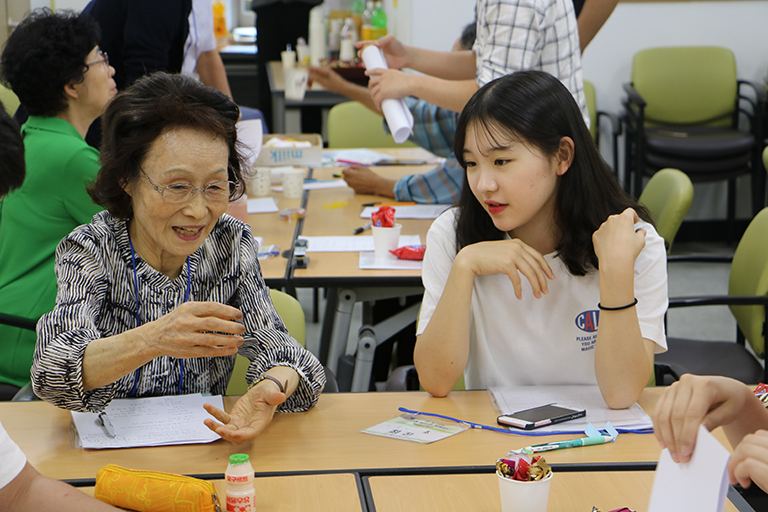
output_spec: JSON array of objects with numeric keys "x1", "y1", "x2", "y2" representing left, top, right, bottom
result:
[{"x1": 0, "y1": 9, "x2": 117, "y2": 398}]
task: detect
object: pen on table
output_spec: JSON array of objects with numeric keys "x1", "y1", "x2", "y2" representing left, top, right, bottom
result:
[
  {"x1": 525, "y1": 435, "x2": 614, "y2": 453},
  {"x1": 361, "y1": 201, "x2": 416, "y2": 207},
  {"x1": 353, "y1": 221, "x2": 372, "y2": 235},
  {"x1": 97, "y1": 411, "x2": 117, "y2": 438},
  {"x1": 333, "y1": 173, "x2": 344, "y2": 178}
]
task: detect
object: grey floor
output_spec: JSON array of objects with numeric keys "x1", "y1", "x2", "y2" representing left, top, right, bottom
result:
[{"x1": 296, "y1": 239, "x2": 744, "y2": 389}]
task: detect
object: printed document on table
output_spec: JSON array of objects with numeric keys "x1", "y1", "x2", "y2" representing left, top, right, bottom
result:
[
  {"x1": 298, "y1": 235, "x2": 421, "y2": 252},
  {"x1": 360, "y1": 205, "x2": 452, "y2": 220},
  {"x1": 489, "y1": 385, "x2": 653, "y2": 432},
  {"x1": 71, "y1": 394, "x2": 223, "y2": 449},
  {"x1": 359, "y1": 252, "x2": 423, "y2": 270}
]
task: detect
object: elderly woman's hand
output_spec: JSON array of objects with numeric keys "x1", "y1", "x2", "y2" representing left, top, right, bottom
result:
[
  {"x1": 203, "y1": 368, "x2": 300, "y2": 444},
  {"x1": 144, "y1": 301, "x2": 245, "y2": 359}
]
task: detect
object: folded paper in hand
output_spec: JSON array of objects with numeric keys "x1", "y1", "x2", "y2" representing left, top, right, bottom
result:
[{"x1": 361, "y1": 46, "x2": 414, "y2": 144}]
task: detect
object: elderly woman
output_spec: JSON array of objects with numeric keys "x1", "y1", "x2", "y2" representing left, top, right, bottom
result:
[
  {"x1": 31, "y1": 73, "x2": 325, "y2": 443},
  {"x1": 0, "y1": 10, "x2": 116, "y2": 398}
]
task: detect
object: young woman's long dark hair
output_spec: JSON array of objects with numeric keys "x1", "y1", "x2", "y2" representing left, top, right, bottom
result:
[{"x1": 453, "y1": 70, "x2": 652, "y2": 276}]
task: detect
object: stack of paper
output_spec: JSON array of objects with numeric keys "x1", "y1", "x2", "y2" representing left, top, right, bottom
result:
[
  {"x1": 71, "y1": 394, "x2": 223, "y2": 449},
  {"x1": 489, "y1": 385, "x2": 653, "y2": 433}
]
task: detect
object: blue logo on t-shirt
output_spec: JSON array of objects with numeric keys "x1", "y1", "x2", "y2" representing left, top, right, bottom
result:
[{"x1": 575, "y1": 310, "x2": 599, "y2": 332}]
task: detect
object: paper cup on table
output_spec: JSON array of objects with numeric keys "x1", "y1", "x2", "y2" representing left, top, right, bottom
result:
[
  {"x1": 248, "y1": 168, "x2": 272, "y2": 197},
  {"x1": 497, "y1": 472, "x2": 552, "y2": 512},
  {"x1": 372, "y1": 223, "x2": 402, "y2": 260},
  {"x1": 281, "y1": 167, "x2": 305, "y2": 198},
  {"x1": 284, "y1": 67, "x2": 309, "y2": 101}
]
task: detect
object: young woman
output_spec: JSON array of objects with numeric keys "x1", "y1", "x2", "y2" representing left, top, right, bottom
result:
[{"x1": 413, "y1": 70, "x2": 668, "y2": 408}]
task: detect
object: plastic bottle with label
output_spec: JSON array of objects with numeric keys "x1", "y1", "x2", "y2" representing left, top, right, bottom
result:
[
  {"x1": 339, "y1": 17, "x2": 357, "y2": 62},
  {"x1": 361, "y1": 0, "x2": 374, "y2": 41},
  {"x1": 371, "y1": 1, "x2": 387, "y2": 40},
  {"x1": 225, "y1": 454, "x2": 255, "y2": 512},
  {"x1": 213, "y1": 1, "x2": 227, "y2": 38}
]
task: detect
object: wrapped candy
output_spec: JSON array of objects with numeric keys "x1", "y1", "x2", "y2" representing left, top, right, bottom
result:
[
  {"x1": 496, "y1": 451, "x2": 551, "y2": 482},
  {"x1": 371, "y1": 205, "x2": 395, "y2": 227},
  {"x1": 390, "y1": 245, "x2": 426, "y2": 260}
]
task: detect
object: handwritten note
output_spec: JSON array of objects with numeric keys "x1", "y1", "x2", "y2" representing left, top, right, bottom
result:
[
  {"x1": 362, "y1": 413, "x2": 469, "y2": 444},
  {"x1": 71, "y1": 394, "x2": 223, "y2": 449}
]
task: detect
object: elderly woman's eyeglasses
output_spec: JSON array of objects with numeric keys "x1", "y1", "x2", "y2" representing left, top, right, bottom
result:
[
  {"x1": 139, "y1": 166, "x2": 235, "y2": 203},
  {"x1": 85, "y1": 50, "x2": 109, "y2": 69}
]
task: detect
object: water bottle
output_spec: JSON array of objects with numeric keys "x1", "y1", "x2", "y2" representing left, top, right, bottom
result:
[
  {"x1": 225, "y1": 454, "x2": 255, "y2": 512},
  {"x1": 339, "y1": 17, "x2": 357, "y2": 62},
  {"x1": 361, "y1": 0, "x2": 374, "y2": 41}
]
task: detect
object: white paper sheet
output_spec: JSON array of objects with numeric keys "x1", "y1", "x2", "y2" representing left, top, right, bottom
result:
[
  {"x1": 71, "y1": 394, "x2": 223, "y2": 449},
  {"x1": 648, "y1": 425, "x2": 730, "y2": 512},
  {"x1": 489, "y1": 386, "x2": 653, "y2": 433},
  {"x1": 247, "y1": 197, "x2": 279, "y2": 213},
  {"x1": 360, "y1": 204, "x2": 452, "y2": 220},
  {"x1": 298, "y1": 235, "x2": 421, "y2": 252},
  {"x1": 361, "y1": 46, "x2": 414, "y2": 144},
  {"x1": 358, "y1": 251, "x2": 423, "y2": 270}
]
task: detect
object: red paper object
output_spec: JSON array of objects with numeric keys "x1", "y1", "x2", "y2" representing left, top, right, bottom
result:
[{"x1": 390, "y1": 245, "x2": 426, "y2": 260}]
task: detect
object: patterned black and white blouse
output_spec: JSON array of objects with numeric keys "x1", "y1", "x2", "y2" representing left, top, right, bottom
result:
[{"x1": 31, "y1": 211, "x2": 325, "y2": 412}]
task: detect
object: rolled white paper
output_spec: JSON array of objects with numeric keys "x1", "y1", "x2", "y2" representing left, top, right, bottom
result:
[{"x1": 361, "y1": 45, "x2": 414, "y2": 144}]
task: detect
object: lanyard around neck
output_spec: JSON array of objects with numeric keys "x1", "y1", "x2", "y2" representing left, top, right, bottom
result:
[{"x1": 128, "y1": 233, "x2": 192, "y2": 396}]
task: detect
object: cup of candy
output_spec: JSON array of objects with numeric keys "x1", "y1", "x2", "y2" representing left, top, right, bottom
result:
[
  {"x1": 496, "y1": 451, "x2": 553, "y2": 512},
  {"x1": 370, "y1": 206, "x2": 401, "y2": 260}
]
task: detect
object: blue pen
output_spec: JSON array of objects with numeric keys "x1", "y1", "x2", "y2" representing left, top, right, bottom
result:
[{"x1": 526, "y1": 435, "x2": 614, "y2": 453}]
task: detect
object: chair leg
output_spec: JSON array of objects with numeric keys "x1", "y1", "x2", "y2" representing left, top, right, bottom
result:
[{"x1": 727, "y1": 178, "x2": 737, "y2": 244}]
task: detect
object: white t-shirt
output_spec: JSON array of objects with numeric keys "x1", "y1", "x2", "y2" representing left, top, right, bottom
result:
[
  {"x1": 0, "y1": 420, "x2": 26, "y2": 490},
  {"x1": 182, "y1": 0, "x2": 217, "y2": 75},
  {"x1": 417, "y1": 208, "x2": 668, "y2": 390}
]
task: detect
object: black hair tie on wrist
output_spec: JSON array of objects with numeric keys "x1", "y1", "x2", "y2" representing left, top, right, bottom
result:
[{"x1": 597, "y1": 298, "x2": 638, "y2": 311}]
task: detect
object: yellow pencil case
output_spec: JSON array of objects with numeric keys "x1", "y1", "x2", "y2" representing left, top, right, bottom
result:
[{"x1": 94, "y1": 464, "x2": 222, "y2": 512}]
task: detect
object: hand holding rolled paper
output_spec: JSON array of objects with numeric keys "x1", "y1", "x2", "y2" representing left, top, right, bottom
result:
[{"x1": 360, "y1": 45, "x2": 414, "y2": 144}]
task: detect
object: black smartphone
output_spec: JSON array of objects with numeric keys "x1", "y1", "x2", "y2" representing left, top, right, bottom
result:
[{"x1": 496, "y1": 404, "x2": 586, "y2": 430}]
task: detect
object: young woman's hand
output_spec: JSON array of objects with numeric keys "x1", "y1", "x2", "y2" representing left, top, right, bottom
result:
[
  {"x1": 729, "y1": 430, "x2": 768, "y2": 492},
  {"x1": 307, "y1": 65, "x2": 349, "y2": 93},
  {"x1": 356, "y1": 35, "x2": 410, "y2": 69},
  {"x1": 455, "y1": 239, "x2": 555, "y2": 299},
  {"x1": 592, "y1": 207, "x2": 646, "y2": 267},
  {"x1": 653, "y1": 374, "x2": 753, "y2": 463}
]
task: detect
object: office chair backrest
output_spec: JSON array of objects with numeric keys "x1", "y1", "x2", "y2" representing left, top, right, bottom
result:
[
  {"x1": 763, "y1": 146, "x2": 768, "y2": 175},
  {"x1": 583, "y1": 80, "x2": 597, "y2": 142},
  {"x1": 728, "y1": 207, "x2": 768, "y2": 358},
  {"x1": 638, "y1": 168, "x2": 693, "y2": 253},
  {"x1": 327, "y1": 101, "x2": 417, "y2": 149},
  {"x1": 632, "y1": 47, "x2": 737, "y2": 126},
  {"x1": 0, "y1": 84, "x2": 19, "y2": 115},
  {"x1": 225, "y1": 289, "x2": 306, "y2": 395}
]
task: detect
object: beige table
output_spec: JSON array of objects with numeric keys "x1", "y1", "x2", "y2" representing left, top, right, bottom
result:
[
  {"x1": 366, "y1": 471, "x2": 742, "y2": 512},
  {"x1": 0, "y1": 389, "x2": 732, "y2": 483},
  {"x1": 81, "y1": 473, "x2": 364, "y2": 512},
  {"x1": 293, "y1": 147, "x2": 441, "y2": 389}
]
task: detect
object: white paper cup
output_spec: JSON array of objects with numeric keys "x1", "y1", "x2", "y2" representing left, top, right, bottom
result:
[
  {"x1": 280, "y1": 50, "x2": 296, "y2": 70},
  {"x1": 371, "y1": 223, "x2": 402, "y2": 260},
  {"x1": 497, "y1": 472, "x2": 552, "y2": 512},
  {"x1": 249, "y1": 168, "x2": 272, "y2": 197},
  {"x1": 281, "y1": 167, "x2": 305, "y2": 199},
  {"x1": 285, "y1": 67, "x2": 309, "y2": 101}
]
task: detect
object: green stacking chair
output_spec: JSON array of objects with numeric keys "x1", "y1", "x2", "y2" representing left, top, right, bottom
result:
[
  {"x1": 0, "y1": 83, "x2": 19, "y2": 115},
  {"x1": 638, "y1": 168, "x2": 693, "y2": 254},
  {"x1": 226, "y1": 289, "x2": 337, "y2": 395},
  {"x1": 327, "y1": 101, "x2": 417, "y2": 149},
  {"x1": 656, "y1": 207, "x2": 768, "y2": 385}
]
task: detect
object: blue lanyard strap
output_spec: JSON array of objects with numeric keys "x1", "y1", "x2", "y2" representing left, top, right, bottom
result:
[
  {"x1": 397, "y1": 407, "x2": 654, "y2": 436},
  {"x1": 128, "y1": 233, "x2": 191, "y2": 396}
]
